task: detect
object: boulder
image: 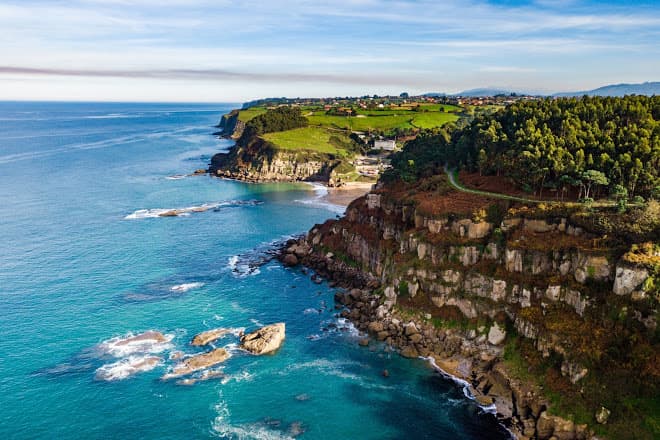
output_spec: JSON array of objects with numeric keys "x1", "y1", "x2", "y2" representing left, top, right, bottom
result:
[
  {"x1": 191, "y1": 328, "x2": 232, "y2": 346},
  {"x1": 488, "y1": 322, "x2": 506, "y2": 345},
  {"x1": 282, "y1": 254, "x2": 299, "y2": 267},
  {"x1": 367, "y1": 321, "x2": 384, "y2": 333},
  {"x1": 613, "y1": 265, "x2": 649, "y2": 296},
  {"x1": 404, "y1": 322, "x2": 419, "y2": 336},
  {"x1": 162, "y1": 348, "x2": 231, "y2": 379},
  {"x1": 400, "y1": 345, "x2": 419, "y2": 358},
  {"x1": 240, "y1": 323, "x2": 286, "y2": 355},
  {"x1": 536, "y1": 411, "x2": 555, "y2": 439}
]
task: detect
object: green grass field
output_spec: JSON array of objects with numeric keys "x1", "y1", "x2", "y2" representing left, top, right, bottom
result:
[
  {"x1": 236, "y1": 107, "x2": 267, "y2": 122},
  {"x1": 307, "y1": 114, "x2": 413, "y2": 131},
  {"x1": 238, "y1": 102, "x2": 463, "y2": 133},
  {"x1": 261, "y1": 126, "x2": 349, "y2": 155},
  {"x1": 410, "y1": 112, "x2": 459, "y2": 128},
  {"x1": 306, "y1": 111, "x2": 459, "y2": 131}
]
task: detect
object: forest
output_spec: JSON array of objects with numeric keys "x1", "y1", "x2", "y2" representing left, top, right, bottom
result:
[{"x1": 387, "y1": 96, "x2": 660, "y2": 201}]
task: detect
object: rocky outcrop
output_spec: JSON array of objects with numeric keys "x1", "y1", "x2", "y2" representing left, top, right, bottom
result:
[
  {"x1": 209, "y1": 137, "x2": 340, "y2": 183},
  {"x1": 190, "y1": 328, "x2": 232, "y2": 346},
  {"x1": 215, "y1": 110, "x2": 245, "y2": 138},
  {"x1": 162, "y1": 348, "x2": 231, "y2": 379},
  {"x1": 287, "y1": 186, "x2": 658, "y2": 439},
  {"x1": 239, "y1": 323, "x2": 286, "y2": 355},
  {"x1": 612, "y1": 264, "x2": 649, "y2": 296}
]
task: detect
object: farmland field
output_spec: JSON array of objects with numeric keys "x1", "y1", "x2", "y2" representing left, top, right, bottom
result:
[
  {"x1": 236, "y1": 107, "x2": 267, "y2": 122},
  {"x1": 261, "y1": 126, "x2": 350, "y2": 155}
]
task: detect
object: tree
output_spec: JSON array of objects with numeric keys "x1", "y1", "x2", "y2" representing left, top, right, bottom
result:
[
  {"x1": 477, "y1": 149, "x2": 487, "y2": 176},
  {"x1": 582, "y1": 169, "x2": 609, "y2": 199},
  {"x1": 611, "y1": 184, "x2": 628, "y2": 213}
]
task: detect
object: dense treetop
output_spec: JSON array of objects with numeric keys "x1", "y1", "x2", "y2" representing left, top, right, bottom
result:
[
  {"x1": 238, "y1": 107, "x2": 308, "y2": 147},
  {"x1": 387, "y1": 96, "x2": 660, "y2": 200}
]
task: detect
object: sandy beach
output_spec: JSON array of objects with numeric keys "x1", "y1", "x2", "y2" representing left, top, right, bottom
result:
[{"x1": 324, "y1": 182, "x2": 374, "y2": 206}]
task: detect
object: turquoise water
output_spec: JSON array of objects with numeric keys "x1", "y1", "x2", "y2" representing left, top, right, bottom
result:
[{"x1": 0, "y1": 102, "x2": 509, "y2": 439}]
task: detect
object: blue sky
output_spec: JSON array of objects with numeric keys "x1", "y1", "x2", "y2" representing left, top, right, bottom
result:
[{"x1": 0, "y1": 0, "x2": 658, "y2": 102}]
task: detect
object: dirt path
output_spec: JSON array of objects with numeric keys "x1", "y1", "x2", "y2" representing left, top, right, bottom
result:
[
  {"x1": 444, "y1": 166, "x2": 545, "y2": 203},
  {"x1": 444, "y1": 166, "x2": 618, "y2": 208}
]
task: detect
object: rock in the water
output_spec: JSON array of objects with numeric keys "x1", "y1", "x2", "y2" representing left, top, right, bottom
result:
[
  {"x1": 359, "y1": 338, "x2": 370, "y2": 347},
  {"x1": 400, "y1": 345, "x2": 419, "y2": 358},
  {"x1": 475, "y1": 395, "x2": 493, "y2": 406},
  {"x1": 595, "y1": 406, "x2": 610, "y2": 424},
  {"x1": 282, "y1": 254, "x2": 299, "y2": 267},
  {"x1": 382, "y1": 369, "x2": 389, "y2": 377},
  {"x1": 488, "y1": 322, "x2": 506, "y2": 345},
  {"x1": 162, "y1": 348, "x2": 231, "y2": 379},
  {"x1": 191, "y1": 328, "x2": 232, "y2": 346},
  {"x1": 240, "y1": 323, "x2": 286, "y2": 355}
]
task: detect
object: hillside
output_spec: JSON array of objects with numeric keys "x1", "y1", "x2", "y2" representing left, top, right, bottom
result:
[
  {"x1": 386, "y1": 96, "x2": 660, "y2": 203},
  {"x1": 282, "y1": 95, "x2": 660, "y2": 439},
  {"x1": 210, "y1": 100, "x2": 464, "y2": 184}
]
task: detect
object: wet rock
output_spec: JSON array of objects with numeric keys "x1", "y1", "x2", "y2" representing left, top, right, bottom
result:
[
  {"x1": 282, "y1": 254, "x2": 299, "y2": 267},
  {"x1": 358, "y1": 338, "x2": 370, "y2": 347},
  {"x1": 382, "y1": 369, "x2": 389, "y2": 378},
  {"x1": 368, "y1": 321, "x2": 384, "y2": 333},
  {"x1": 162, "y1": 348, "x2": 231, "y2": 379},
  {"x1": 476, "y1": 395, "x2": 494, "y2": 406},
  {"x1": 240, "y1": 323, "x2": 286, "y2": 355},
  {"x1": 191, "y1": 328, "x2": 232, "y2": 346},
  {"x1": 287, "y1": 421, "x2": 305, "y2": 437},
  {"x1": 400, "y1": 345, "x2": 419, "y2": 358}
]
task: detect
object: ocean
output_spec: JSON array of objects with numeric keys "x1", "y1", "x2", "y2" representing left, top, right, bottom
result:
[{"x1": 0, "y1": 101, "x2": 510, "y2": 439}]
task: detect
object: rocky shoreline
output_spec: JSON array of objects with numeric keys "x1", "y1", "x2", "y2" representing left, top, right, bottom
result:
[{"x1": 279, "y1": 240, "x2": 596, "y2": 440}]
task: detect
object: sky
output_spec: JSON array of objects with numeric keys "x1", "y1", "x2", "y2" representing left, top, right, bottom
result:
[{"x1": 0, "y1": 0, "x2": 659, "y2": 102}]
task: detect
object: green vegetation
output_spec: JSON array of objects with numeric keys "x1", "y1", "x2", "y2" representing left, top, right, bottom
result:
[
  {"x1": 237, "y1": 107, "x2": 308, "y2": 147},
  {"x1": 454, "y1": 96, "x2": 660, "y2": 199},
  {"x1": 236, "y1": 107, "x2": 267, "y2": 122},
  {"x1": 307, "y1": 106, "x2": 458, "y2": 132},
  {"x1": 261, "y1": 126, "x2": 352, "y2": 156},
  {"x1": 386, "y1": 96, "x2": 660, "y2": 201}
]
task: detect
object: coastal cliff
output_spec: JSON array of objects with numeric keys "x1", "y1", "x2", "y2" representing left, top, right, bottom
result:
[
  {"x1": 282, "y1": 175, "x2": 659, "y2": 439},
  {"x1": 215, "y1": 110, "x2": 245, "y2": 139},
  {"x1": 209, "y1": 136, "x2": 342, "y2": 183},
  {"x1": 210, "y1": 106, "x2": 363, "y2": 184}
]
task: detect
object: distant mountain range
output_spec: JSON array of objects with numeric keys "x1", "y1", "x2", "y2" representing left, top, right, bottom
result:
[
  {"x1": 553, "y1": 82, "x2": 660, "y2": 97},
  {"x1": 424, "y1": 81, "x2": 659, "y2": 98}
]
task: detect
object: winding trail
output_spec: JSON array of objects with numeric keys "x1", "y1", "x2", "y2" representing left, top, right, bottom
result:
[
  {"x1": 444, "y1": 166, "x2": 546, "y2": 203},
  {"x1": 444, "y1": 166, "x2": 619, "y2": 207}
]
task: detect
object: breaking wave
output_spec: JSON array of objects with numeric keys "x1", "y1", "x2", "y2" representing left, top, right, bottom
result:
[
  {"x1": 97, "y1": 331, "x2": 174, "y2": 358},
  {"x1": 124, "y1": 200, "x2": 263, "y2": 219},
  {"x1": 212, "y1": 394, "x2": 296, "y2": 440},
  {"x1": 170, "y1": 282, "x2": 205, "y2": 293},
  {"x1": 95, "y1": 355, "x2": 162, "y2": 381}
]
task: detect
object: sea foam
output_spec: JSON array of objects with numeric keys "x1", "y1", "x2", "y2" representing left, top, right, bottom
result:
[
  {"x1": 95, "y1": 355, "x2": 162, "y2": 381},
  {"x1": 170, "y1": 282, "x2": 205, "y2": 293},
  {"x1": 97, "y1": 331, "x2": 174, "y2": 358},
  {"x1": 124, "y1": 200, "x2": 263, "y2": 220}
]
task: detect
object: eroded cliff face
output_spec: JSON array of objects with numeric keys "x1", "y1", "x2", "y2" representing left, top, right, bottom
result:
[
  {"x1": 209, "y1": 137, "x2": 340, "y2": 183},
  {"x1": 215, "y1": 111, "x2": 245, "y2": 139},
  {"x1": 288, "y1": 184, "x2": 658, "y2": 440}
]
